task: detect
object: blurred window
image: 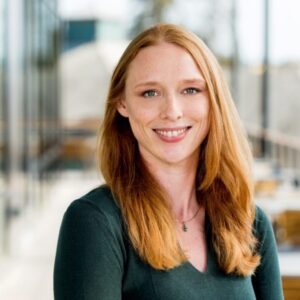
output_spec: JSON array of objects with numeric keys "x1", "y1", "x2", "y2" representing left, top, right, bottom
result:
[
  {"x1": 268, "y1": 0, "x2": 300, "y2": 137},
  {"x1": 237, "y1": 0, "x2": 264, "y2": 127},
  {"x1": 0, "y1": 0, "x2": 7, "y2": 254},
  {"x1": 22, "y1": 0, "x2": 61, "y2": 202},
  {"x1": 0, "y1": 0, "x2": 5, "y2": 176}
]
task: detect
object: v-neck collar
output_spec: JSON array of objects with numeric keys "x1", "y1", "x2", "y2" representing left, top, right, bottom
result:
[{"x1": 181, "y1": 210, "x2": 216, "y2": 275}]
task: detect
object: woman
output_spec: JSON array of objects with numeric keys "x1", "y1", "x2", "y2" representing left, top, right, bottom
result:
[{"x1": 54, "y1": 23, "x2": 283, "y2": 299}]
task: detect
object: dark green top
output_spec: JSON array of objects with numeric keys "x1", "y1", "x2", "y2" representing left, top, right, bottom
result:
[{"x1": 54, "y1": 185, "x2": 284, "y2": 300}]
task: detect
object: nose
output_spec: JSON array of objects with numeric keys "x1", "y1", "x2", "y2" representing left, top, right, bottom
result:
[{"x1": 159, "y1": 93, "x2": 183, "y2": 121}]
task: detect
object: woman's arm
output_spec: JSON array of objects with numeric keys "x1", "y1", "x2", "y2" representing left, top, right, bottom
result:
[
  {"x1": 251, "y1": 206, "x2": 284, "y2": 300},
  {"x1": 54, "y1": 199, "x2": 124, "y2": 300}
]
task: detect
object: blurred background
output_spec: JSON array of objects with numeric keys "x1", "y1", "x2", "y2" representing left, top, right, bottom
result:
[{"x1": 0, "y1": 0, "x2": 300, "y2": 299}]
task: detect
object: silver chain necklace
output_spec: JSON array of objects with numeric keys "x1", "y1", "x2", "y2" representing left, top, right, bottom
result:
[{"x1": 176, "y1": 206, "x2": 201, "y2": 232}]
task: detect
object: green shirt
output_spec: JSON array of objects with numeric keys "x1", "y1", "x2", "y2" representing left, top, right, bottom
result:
[{"x1": 54, "y1": 185, "x2": 284, "y2": 299}]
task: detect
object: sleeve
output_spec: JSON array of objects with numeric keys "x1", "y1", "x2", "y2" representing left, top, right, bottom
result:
[
  {"x1": 251, "y1": 205, "x2": 284, "y2": 300},
  {"x1": 53, "y1": 199, "x2": 124, "y2": 300}
]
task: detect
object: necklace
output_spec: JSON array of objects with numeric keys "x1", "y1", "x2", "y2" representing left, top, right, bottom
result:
[{"x1": 176, "y1": 206, "x2": 201, "y2": 232}]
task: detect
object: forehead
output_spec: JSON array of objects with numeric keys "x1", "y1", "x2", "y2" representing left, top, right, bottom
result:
[{"x1": 126, "y1": 42, "x2": 204, "y2": 83}]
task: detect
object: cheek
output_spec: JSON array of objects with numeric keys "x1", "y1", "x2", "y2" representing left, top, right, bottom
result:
[
  {"x1": 126, "y1": 103, "x2": 157, "y2": 125},
  {"x1": 191, "y1": 102, "x2": 211, "y2": 137},
  {"x1": 188, "y1": 93, "x2": 210, "y2": 116},
  {"x1": 191, "y1": 101, "x2": 210, "y2": 122},
  {"x1": 126, "y1": 108, "x2": 152, "y2": 138},
  {"x1": 128, "y1": 118, "x2": 153, "y2": 147}
]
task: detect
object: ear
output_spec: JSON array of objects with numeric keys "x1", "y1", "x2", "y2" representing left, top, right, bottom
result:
[{"x1": 116, "y1": 97, "x2": 129, "y2": 118}]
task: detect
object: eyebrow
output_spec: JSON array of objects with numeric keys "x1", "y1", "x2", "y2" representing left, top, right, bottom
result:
[
  {"x1": 181, "y1": 78, "x2": 207, "y2": 86},
  {"x1": 133, "y1": 78, "x2": 207, "y2": 89},
  {"x1": 133, "y1": 81, "x2": 158, "y2": 89}
]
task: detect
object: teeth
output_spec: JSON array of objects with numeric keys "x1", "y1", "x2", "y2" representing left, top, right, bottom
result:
[{"x1": 156, "y1": 128, "x2": 187, "y2": 137}]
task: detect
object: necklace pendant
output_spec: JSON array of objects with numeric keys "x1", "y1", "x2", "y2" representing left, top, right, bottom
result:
[{"x1": 182, "y1": 223, "x2": 188, "y2": 232}]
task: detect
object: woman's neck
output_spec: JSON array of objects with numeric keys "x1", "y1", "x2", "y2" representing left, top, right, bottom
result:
[{"x1": 142, "y1": 156, "x2": 200, "y2": 220}]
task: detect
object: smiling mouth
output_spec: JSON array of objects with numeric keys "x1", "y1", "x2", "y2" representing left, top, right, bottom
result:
[{"x1": 153, "y1": 126, "x2": 192, "y2": 138}]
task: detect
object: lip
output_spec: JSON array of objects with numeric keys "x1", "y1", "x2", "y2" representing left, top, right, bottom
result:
[{"x1": 153, "y1": 126, "x2": 192, "y2": 143}]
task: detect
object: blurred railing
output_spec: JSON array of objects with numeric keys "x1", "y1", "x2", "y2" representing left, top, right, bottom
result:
[{"x1": 246, "y1": 123, "x2": 300, "y2": 181}]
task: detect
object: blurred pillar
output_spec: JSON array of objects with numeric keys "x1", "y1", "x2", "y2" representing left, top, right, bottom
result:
[
  {"x1": 230, "y1": 0, "x2": 239, "y2": 107},
  {"x1": 5, "y1": 0, "x2": 25, "y2": 252},
  {"x1": 261, "y1": 0, "x2": 270, "y2": 157}
]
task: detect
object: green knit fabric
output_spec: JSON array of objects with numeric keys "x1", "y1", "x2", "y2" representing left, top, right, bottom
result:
[{"x1": 54, "y1": 185, "x2": 284, "y2": 300}]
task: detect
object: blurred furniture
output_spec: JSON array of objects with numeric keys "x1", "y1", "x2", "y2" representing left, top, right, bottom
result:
[
  {"x1": 255, "y1": 187, "x2": 300, "y2": 219},
  {"x1": 61, "y1": 118, "x2": 100, "y2": 168},
  {"x1": 62, "y1": 137, "x2": 95, "y2": 162},
  {"x1": 255, "y1": 179, "x2": 280, "y2": 196},
  {"x1": 274, "y1": 210, "x2": 300, "y2": 245},
  {"x1": 253, "y1": 159, "x2": 281, "y2": 196},
  {"x1": 282, "y1": 276, "x2": 300, "y2": 300}
]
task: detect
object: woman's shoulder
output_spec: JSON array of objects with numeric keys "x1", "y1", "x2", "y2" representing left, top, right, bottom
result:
[
  {"x1": 253, "y1": 205, "x2": 271, "y2": 229},
  {"x1": 253, "y1": 204, "x2": 276, "y2": 250},
  {"x1": 63, "y1": 184, "x2": 123, "y2": 233},
  {"x1": 56, "y1": 185, "x2": 127, "y2": 281},
  {"x1": 73, "y1": 184, "x2": 121, "y2": 214}
]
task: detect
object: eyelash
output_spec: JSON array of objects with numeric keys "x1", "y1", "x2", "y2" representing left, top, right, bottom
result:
[
  {"x1": 141, "y1": 87, "x2": 201, "y2": 97},
  {"x1": 183, "y1": 87, "x2": 201, "y2": 94},
  {"x1": 142, "y1": 90, "x2": 158, "y2": 97}
]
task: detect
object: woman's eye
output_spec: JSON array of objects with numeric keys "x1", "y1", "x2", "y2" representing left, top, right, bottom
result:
[
  {"x1": 142, "y1": 90, "x2": 158, "y2": 97},
  {"x1": 184, "y1": 87, "x2": 200, "y2": 94}
]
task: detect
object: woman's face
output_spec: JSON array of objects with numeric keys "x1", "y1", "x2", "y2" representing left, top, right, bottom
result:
[{"x1": 117, "y1": 42, "x2": 210, "y2": 167}]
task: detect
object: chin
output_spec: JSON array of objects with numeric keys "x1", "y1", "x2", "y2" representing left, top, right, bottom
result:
[{"x1": 158, "y1": 153, "x2": 192, "y2": 166}]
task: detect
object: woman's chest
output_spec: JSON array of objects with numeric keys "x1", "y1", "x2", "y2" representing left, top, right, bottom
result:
[
  {"x1": 177, "y1": 226, "x2": 207, "y2": 273},
  {"x1": 122, "y1": 248, "x2": 257, "y2": 300}
]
